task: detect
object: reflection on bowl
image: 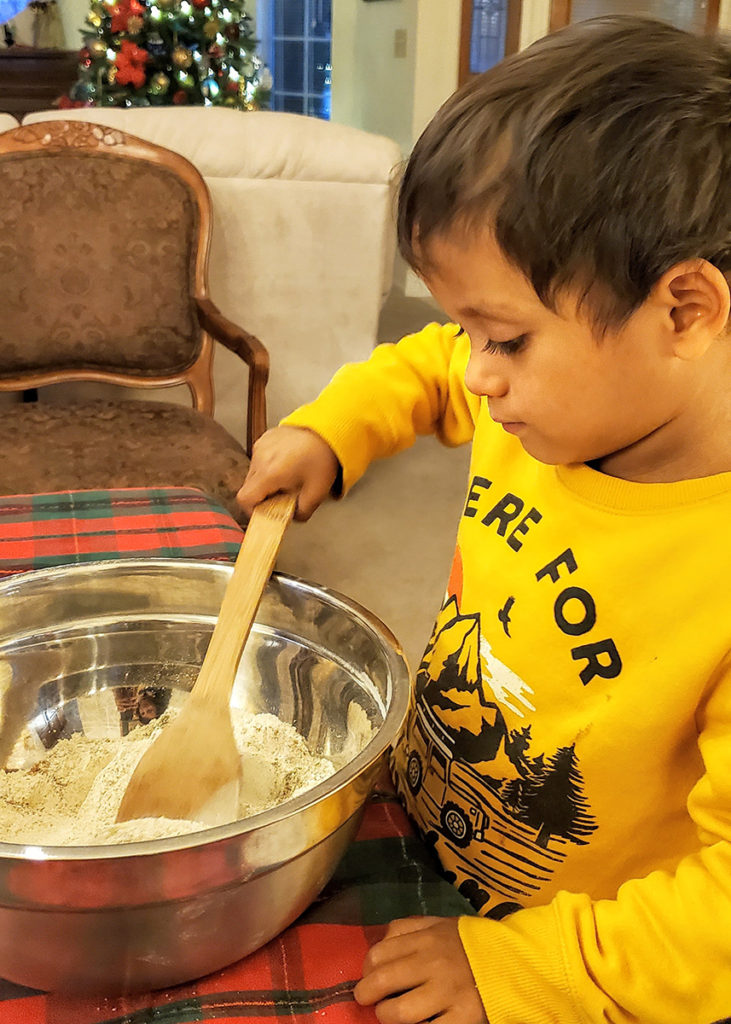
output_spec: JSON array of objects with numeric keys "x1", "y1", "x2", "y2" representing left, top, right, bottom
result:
[{"x1": 0, "y1": 560, "x2": 410, "y2": 993}]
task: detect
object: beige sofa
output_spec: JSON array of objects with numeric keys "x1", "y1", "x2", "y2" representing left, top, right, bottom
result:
[{"x1": 3, "y1": 108, "x2": 402, "y2": 439}]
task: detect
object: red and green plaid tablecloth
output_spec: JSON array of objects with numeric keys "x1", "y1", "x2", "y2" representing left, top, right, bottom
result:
[
  {"x1": 0, "y1": 488, "x2": 472, "y2": 1024},
  {"x1": 0, "y1": 488, "x2": 244, "y2": 576}
]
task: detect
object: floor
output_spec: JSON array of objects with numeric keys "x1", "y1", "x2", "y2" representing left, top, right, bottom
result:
[{"x1": 263, "y1": 288, "x2": 471, "y2": 673}]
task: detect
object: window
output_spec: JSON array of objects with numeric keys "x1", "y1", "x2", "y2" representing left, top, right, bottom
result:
[
  {"x1": 459, "y1": 0, "x2": 522, "y2": 85},
  {"x1": 256, "y1": 0, "x2": 332, "y2": 118}
]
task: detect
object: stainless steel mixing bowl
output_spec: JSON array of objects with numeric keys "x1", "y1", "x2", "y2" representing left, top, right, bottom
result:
[{"x1": 0, "y1": 560, "x2": 410, "y2": 993}]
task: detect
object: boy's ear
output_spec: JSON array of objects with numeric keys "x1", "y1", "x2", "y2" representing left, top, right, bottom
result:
[{"x1": 653, "y1": 260, "x2": 730, "y2": 359}]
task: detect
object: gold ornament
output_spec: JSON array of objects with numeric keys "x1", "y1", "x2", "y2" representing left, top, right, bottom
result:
[
  {"x1": 127, "y1": 14, "x2": 143, "y2": 32},
  {"x1": 149, "y1": 70, "x2": 170, "y2": 94},
  {"x1": 203, "y1": 18, "x2": 219, "y2": 38},
  {"x1": 107, "y1": 64, "x2": 117, "y2": 83},
  {"x1": 88, "y1": 11, "x2": 102, "y2": 26},
  {"x1": 88, "y1": 38, "x2": 107, "y2": 58},
  {"x1": 156, "y1": 0, "x2": 174, "y2": 10},
  {"x1": 172, "y1": 44, "x2": 192, "y2": 69}
]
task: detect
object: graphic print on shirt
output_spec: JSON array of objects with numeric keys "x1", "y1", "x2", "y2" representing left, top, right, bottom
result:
[{"x1": 392, "y1": 585, "x2": 598, "y2": 917}]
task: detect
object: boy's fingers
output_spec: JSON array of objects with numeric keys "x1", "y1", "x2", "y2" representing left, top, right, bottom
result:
[
  {"x1": 363, "y1": 918, "x2": 445, "y2": 973},
  {"x1": 354, "y1": 952, "x2": 429, "y2": 1005},
  {"x1": 296, "y1": 479, "x2": 333, "y2": 521},
  {"x1": 371, "y1": 984, "x2": 447, "y2": 1024},
  {"x1": 384, "y1": 916, "x2": 444, "y2": 939}
]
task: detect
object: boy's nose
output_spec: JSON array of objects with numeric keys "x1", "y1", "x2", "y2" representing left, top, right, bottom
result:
[{"x1": 464, "y1": 355, "x2": 509, "y2": 398}]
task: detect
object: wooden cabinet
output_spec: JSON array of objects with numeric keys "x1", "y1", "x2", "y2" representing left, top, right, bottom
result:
[{"x1": 0, "y1": 47, "x2": 78, "y2": 117}]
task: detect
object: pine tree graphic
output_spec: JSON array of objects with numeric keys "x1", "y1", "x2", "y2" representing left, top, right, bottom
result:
[{"x1": 513, "y1": 743, "x2": 596, "y2": 849}]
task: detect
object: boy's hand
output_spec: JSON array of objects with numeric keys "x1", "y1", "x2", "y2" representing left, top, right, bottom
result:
[
  {"x1": 354, "y1": 916, "x2": 487, "y2": 1024},
  {"x1": 236, "y1": 425, "x2": 340, "y2": 522}
]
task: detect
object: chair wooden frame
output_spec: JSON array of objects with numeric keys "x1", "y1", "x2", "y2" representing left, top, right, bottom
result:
[{"x1": 0, "y1": 119, "x2": 269, "y2": 454}]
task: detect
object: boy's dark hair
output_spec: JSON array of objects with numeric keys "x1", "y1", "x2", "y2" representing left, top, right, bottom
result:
[{"x1": 398, "y1": 16, "x2": 731, "y2": 331}]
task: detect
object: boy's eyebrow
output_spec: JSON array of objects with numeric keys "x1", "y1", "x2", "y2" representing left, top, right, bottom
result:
[{"x1": 456, "y1": 304, "x2": 523, "y2": 324}]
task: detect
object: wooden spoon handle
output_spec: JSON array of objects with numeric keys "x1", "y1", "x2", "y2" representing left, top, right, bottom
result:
[{"x1": 193, "y1": 493, "x2": 296, "y2": 703}]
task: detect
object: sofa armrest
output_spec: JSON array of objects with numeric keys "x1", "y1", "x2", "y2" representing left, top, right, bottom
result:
[{"x1": 196, "y1": 296, "x2": 269, "y2": 454}]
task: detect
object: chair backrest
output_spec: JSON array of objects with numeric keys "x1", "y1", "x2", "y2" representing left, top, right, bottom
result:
[{"x1": 0, "y1": 120, "x2": 216, "y2": 412}]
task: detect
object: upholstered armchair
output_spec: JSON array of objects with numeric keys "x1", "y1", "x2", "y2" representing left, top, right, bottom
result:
[{"x1": 0, "y1": 119, "x2": 268, "y2": 520}]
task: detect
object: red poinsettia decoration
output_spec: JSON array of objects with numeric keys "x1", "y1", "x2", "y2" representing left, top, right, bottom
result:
[
  {"x1": 115, "y1": 39, "x2": 149, "y2": 88},
  {"x1": 106, "y1": 0, "x2": 145, "y2": 33}
]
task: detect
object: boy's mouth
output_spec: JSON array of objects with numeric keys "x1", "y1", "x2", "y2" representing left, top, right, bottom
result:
[{"x1": 491, "y1": 413, "x2": 525, "y2": 434}]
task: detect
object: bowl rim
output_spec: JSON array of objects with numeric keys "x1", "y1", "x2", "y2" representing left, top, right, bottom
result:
[{"x1": 0, "y1": 559, "x2": 412, "y2": 862}]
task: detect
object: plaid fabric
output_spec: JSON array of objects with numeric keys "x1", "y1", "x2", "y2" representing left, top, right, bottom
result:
[
  {"x1": 0, "y1": 488, "x2": 470, "y2": 1024},
  {"x1": 0, "y1": 797, "x2": 471, "y2": 1024},
  {"x1": 0, "y1": 489, "x2": 244, "y2": 576}
]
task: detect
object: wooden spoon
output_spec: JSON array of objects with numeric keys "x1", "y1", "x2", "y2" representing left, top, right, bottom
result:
[{"x1": 116, "y1": 492, "x2": 297, "y2": 825}]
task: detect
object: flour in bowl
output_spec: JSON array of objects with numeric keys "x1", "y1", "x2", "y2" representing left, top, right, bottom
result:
[{"x1": 0, "y1": 707, "x2": 335, "y2": 846}]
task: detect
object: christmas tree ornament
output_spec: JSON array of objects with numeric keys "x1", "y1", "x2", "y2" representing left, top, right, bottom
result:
[
  {"x1": 107, "y1": 64, "x2": 118, "y2": 83},
  {"x1": 201, "y1": 74, "x2": 219, "y2": 99},
  {"x1": 87, "y1": 11, "x2": 102, "y2": 26},
  {"x1": 156, "y1": 0, "x2": 174, "y2": 11},
  {"x1": 127, "y1": 14, "x2": 143, "y2": 33},
  {"x1": 172, "y1": 44, "x2": 192, "y2": 69},
  {"x1": 148, "y1": 70, "x2": 169, "y2": 94},
  {"x1": 202, "y1": 18, "x2": 219, "y2": 38},
  {"x1": 224, "y1": 22, "x2": 238, "y2": 40},
  {"x1": 88, "y1": 38, "x2": 107, "y2": 58},
  {"x1": 146, "y1": 31, "x2": 165, "y2": 56},
  {"x1": 172, "y1": 88, "x2": 188, "y2": 104}
]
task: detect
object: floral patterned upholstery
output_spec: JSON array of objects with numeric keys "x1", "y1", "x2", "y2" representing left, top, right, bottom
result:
[
  {"x1": 0, "y1": 151, "x2": 200, "y2": 375},
  {"x1": 0, "y1": 400, "x2": 250, "y2": 520}
]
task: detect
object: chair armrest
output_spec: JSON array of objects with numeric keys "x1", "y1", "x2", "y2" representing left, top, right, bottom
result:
[{"x1": 195, "y1": 296, "x2": 269, "y2": 454}]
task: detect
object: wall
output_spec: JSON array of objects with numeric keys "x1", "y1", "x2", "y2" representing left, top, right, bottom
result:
[{"x1": 331, "y1": 0, "x2": 419, "y2": 157}]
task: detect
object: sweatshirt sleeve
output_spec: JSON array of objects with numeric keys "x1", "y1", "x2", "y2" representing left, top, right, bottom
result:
[
  {"x1": 458, "y1": 653, "x2": 731, "y2": 1024},
  {"x1": 281, "y1": 322, "x2": 479, "y2": 492}
]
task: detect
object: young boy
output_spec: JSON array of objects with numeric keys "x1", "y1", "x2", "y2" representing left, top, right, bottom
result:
[{"x1": 238, "y1": 16, "x2": 731, "y2": 1024}]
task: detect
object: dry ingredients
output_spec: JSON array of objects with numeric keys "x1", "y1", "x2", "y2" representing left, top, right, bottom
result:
[{"x1": 0, "y1": 709, "x2": 335, "y2": 846}]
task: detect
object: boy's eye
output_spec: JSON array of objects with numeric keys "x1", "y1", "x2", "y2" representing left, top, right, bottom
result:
[{"x1": 482, "y1": 333, "x2": 528, "y2": 356}]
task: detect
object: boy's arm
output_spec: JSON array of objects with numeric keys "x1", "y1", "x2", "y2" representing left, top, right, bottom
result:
[
  {"x1": 456, "y1": 654, "x2": 731, "y2": 1024},
  {"x1": 282, "y1": 322, "x2": 479, "y2": 493}
]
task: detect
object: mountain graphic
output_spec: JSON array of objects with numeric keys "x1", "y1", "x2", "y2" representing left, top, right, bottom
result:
[
  {"x1": 417, "y1": 596, "x2": 509, "y2": 764},
  {"x1": 415, "y1": 594, "x2": 598, "y2": 851}
]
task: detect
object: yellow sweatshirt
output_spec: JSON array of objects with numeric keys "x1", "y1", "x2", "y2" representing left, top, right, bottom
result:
[{"x1": 283, "y1": 323, "x2": 731, "y2": 1024}]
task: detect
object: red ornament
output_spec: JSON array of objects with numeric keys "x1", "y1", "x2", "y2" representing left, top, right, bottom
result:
[
  {"x1": 115, "y1": 38, "x2": 149, "y2": 88},
  {"x1": 192, "y1": 0, "x2": 207, "y2": 7},
  {"x1": 58, "y1": 95, "x2": 87, "y2": 109},
  {"x1": 225, "y1": 79, "x2": 237, "y2": 93},
  {"x1": 172, "y1": 88, "x2": 189, "y2": 104}
]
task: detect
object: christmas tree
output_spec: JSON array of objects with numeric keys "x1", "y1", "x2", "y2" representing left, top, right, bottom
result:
[{"x1": 63, "y1": 0, "x2": 271, "y2": 109}]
